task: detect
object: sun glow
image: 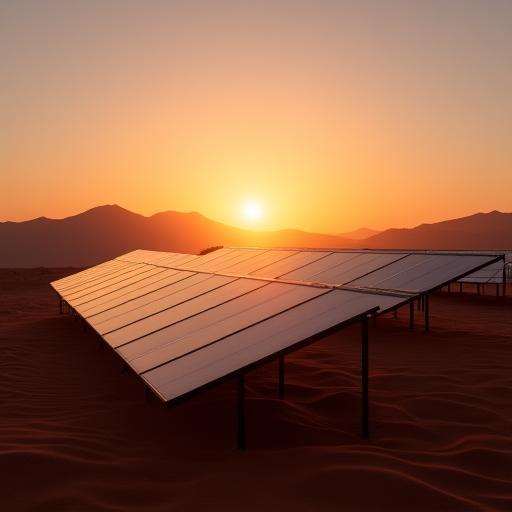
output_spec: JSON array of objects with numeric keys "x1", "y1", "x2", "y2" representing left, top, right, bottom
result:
[{"x1": 242, "y1": 200, "x2": 264, "y2": 222}]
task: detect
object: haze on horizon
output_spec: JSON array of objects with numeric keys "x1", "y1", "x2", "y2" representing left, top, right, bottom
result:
[{"x1": 1, "y1": 0, "x2": 511, "y2": 233}]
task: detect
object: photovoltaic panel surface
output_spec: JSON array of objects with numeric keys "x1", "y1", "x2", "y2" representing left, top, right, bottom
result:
[
  {"x1": 51, "y1": 246, "x2": 503, "y2": 406},
  {"x1": 141, "y1": 289, "x2": 392, "y2": 402},
  {"x1": 349, "y1": 253, "x2": 499, "y2": 292},
  {"x1": 77, "y1": 269, "x2": 185, "y2": 317}
]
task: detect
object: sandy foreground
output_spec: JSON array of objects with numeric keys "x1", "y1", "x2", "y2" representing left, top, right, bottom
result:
[{"x1": 1, "y1": 268, "x2": 511, "y2": 511}]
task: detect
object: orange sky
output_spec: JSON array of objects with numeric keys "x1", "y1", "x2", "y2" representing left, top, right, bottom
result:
[{"x1": 1, "y1": 1, "x2": 511, "y2": 233}]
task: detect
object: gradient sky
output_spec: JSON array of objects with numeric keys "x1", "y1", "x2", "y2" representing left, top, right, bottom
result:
[{"x1": 1, "y1": 0, "x2": 511, "y2": 232}]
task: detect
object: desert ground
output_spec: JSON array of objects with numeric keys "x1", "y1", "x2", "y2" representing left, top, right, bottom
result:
[{"x1": 1, "y1": 268, "x2": 511, "y2": 511}]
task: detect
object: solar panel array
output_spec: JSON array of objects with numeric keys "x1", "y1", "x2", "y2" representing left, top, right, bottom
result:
[
  {"x1": 52, "y1": 254, "x2": 398, "y2": 402},
  {"x1": 52, "y1": 247, "x2": 502, "y2": 404},
  {"x1": 456, "y1": 251, "x2": 512, "y2": 284}
]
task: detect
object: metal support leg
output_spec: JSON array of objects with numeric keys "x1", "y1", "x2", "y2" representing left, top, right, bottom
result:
[
  {"x1": 459, "y1": 282, "x2": 463, "y2": 293},
  {"x1": 237, "y1": 374, "x2": 246, "y2": 450},
  {"x1": 496, "y1": 283, "x2": 500, "y2": 297},
  {"x1": 361, "y1": 315, "x2": 369, "y2": 439},
  {"x1": 424, "y1": 294, "x2": 430, "y2": 332},
  {"x1": 278, "y1": 354, "x2": 285, "y2": 399},
  {"x1": 482, "y1": 284, "x2": 486, "y2": 295},
  {"x1": 409, "y1": 302, "x2": 415, "y2": 330},
  {"x1": 503, "y1": 268, "x2": 507, "y2": 297}
]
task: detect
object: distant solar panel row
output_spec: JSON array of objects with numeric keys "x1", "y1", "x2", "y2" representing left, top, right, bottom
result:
[{"x1": 456, "y1": 251, "x2": 512, "y2": 284}]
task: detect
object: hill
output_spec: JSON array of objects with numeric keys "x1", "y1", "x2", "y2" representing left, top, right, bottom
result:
[
  {"x1": 360, "y1": 210, "x2": 512, "y2": 250},
  {"x1": 0, "y1": 205, "x2": 356, "y2": 267},
  {"x1": 337, "y1": 227, "x2": 381, "y2": 240}
]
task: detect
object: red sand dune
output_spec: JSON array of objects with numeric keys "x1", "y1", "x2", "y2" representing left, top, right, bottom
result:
[{"x1": 1, "y1": 269, "x2": 511, "y2": 511}]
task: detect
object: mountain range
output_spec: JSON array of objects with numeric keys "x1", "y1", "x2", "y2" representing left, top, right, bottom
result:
[
  {"x1": 337, "y1": 227, "x2": 381, "y2": 240},
  {"x1": 362, "y1": 210, "x2": 512, "y2": 250},
  {"x1": 1, "y1": 205, "x2": 511, "y2": 267}
]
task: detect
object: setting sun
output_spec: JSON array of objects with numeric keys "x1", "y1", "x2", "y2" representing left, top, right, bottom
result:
[{"x1": 242, "y1": 200, "x2": 264, "y2": 222}]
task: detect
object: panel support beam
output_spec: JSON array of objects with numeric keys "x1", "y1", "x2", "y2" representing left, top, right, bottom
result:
[
  {"x1": 237, "y1": 374, "x2": 246, "y2": 450},
  {"x1": 361, "y1": 315, "x2": 369, "y2": 439},
  {"x1": 424, "y1": 294, "x2": 430, "y2": 332},
  {"x1": 278, "y1": 354, "x2": 285, "y2": 399}
]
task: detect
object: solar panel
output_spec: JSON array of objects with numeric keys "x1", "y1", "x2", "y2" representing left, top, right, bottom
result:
[
  {"x1": 250, "y1": 250, "x2": 331, "y2": 278},
  {"x1": 179, "y1": 248, "x2": 267, "y2": 272},
  {"x1": 140, "y1": 289, "x2": 389, "y2": 402},
  {"x1": 150, "y1": 252, "x2": 200, "y2": 267},
  {"x1": 280, "y1": 252, "x2": 363, "y2": 281},
  {"x1": 217, "y1": 250, "x2": 295, "y2": 275},
  {"x1": 69, "y1": 267, "x2": 167, "y2": 307},
  {"x1": 228, "y1": 248, "x2": 504, "y2": 293},
  {"x1": 51, "y1": 255, "x2": 388, "y2": 407},
  {"x1": 104, "y1": 278, "x2": 269, "y2": 349},
  {"x1": 90, "y1": 274, "x2": 236, "y2": 336},
  {"x1": 282, "y1": 252, "x2": 406, "y2": 285},
  {"x1": 77, "y1": 269, "x2": 184, "y2": 316},
  {"x1": 458, "y1": 262, "x2": 503, "y2": 284},
  {"x1": 52, "y1": 247, "x2": 503, "y2": 406},
  {"x1": 115, "y1": 282, "x2": 326, "y2": 370},
  {"x1": 56, "y1": 262, "x2": 146, "y2": 292},
  {"x1": 119, "y1": 250, "x2": 177, "y2": 264},
  {"x1": 457, "y1": 251, "x2": 511, "y2": 284},
  {"x1": 53, "y1": 260, "x2": 137, "y2": 291},
  {"x1": 63, "y1": 265, "x2": 159, "y2": 303},
  {"x1": 50, "y1": 247, "x2": 506, "y2": 449},
  {"x1": 223, "y1": 247, "x2": 503, "y2": 299},
  {"x1": 82, "y1": 270, "x2": 197, "y2": 320},
  {"x1": 349, "y1": 253, "x2": 499, "y2": 292},
  {"x1": 171, "y1": 248, "x2": 236, "y2": 270}
]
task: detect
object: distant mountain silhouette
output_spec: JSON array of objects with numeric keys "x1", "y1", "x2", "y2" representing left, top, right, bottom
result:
[
  {"x1": 0, "y1": 205, "x2": 356, "y2": 267},
  {"x1": 359, "y1": 211, "x2": 512, "y2": 250},
  {"x1": 337, "y1": 227, "x2": 381, "y2": 240},
  {"x1": 2, "y1": 206, "x2": 510, "y2": 267}
]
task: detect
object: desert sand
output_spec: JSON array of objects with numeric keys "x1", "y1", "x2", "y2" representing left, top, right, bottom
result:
[{"x1": 1, "y1": 268, "x2": 511, "y2": 511}]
